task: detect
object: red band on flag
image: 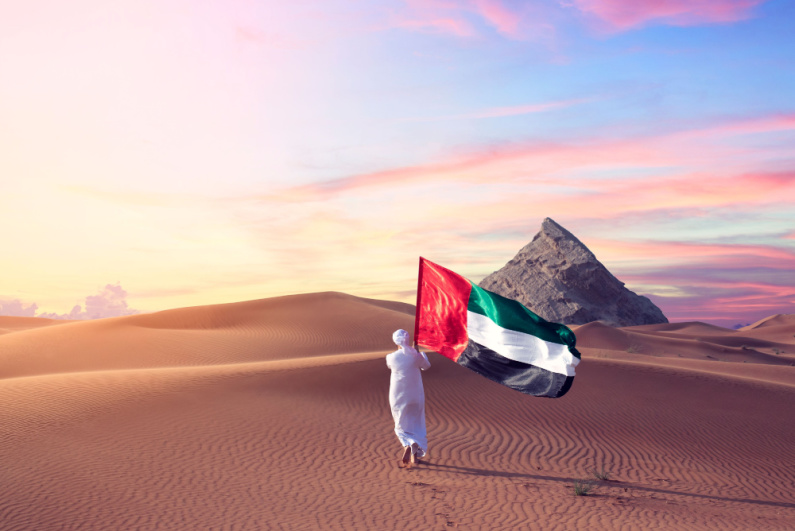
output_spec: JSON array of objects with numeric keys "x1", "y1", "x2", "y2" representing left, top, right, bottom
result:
[{"x1": 415, "y1": 257, "x2": 471, "y2": 361}]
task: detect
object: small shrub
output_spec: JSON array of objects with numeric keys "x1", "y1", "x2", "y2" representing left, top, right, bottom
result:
[
  {"x1": 573, "y1": 479, "x2": 597, "y2": 496},
  {"x1": 627, "y1": 344, "x2": 640, "y2": 354},
  {"x1": 592, "y1": 466, "x2": 610, "y2": 481},
  {"x1": 772, "y1": 348, "x2": 780, "y2": 355}
]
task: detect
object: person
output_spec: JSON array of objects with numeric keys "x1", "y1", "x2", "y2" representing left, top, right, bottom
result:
[{"x1": 386, "y1": 329, "x2": 431, "y2": 468}]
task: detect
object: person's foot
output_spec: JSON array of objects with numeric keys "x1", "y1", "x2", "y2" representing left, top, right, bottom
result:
[
  {"x1": 399, "y1": 446, "x2": 411, "y2": 468},
  {"x1": 410, "y1": 443, "x2": 421, "y2": 465}
]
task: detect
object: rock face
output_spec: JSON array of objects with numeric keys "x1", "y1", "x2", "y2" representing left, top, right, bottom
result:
[{"x1": 479, "y1": 218, "x2": 668, "y2": 327}]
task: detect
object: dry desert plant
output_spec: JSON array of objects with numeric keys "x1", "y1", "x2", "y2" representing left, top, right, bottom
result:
[
  {"x1": 572, "y1": 478, "x2": 597, "y2": 496},
  {"x1": 592, "y1": 466, "x2": 611, "y2": 481}
]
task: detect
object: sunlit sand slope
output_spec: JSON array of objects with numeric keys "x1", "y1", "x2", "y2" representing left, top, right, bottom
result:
[
  {"x1": 0, "y1": 316, "x2": 71, "y2": 335},
  {"x1": 0, "y1": 292, "x2": 414, "y2": 378}
]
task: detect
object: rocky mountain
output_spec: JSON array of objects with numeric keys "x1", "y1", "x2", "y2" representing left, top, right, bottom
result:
[{"x1": 479, "y1": 218, "x2": 668, "y2": 327}]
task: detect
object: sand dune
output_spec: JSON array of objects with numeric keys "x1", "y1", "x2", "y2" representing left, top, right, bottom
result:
[
  {"x1": 738, "y1": 314, "x2": 795, "y2": 345},
  {"x1": 0, "y1": 292, "x2": 414, "y2": 379},
  {"x1": 743, "y1": 313, "x2": 795, "y2": 330},
  {"x1": 0, "y1": 316, "x2": 71, "y2": 335},
  {"x1": 1, "y1": 294, "x2": 793, "y2": 529},
  {"x1": 575, "y1": 320, "x2": 794, "y2": 368}
]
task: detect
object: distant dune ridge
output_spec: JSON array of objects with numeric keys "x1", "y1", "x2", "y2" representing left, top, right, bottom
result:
[
  {"x1": 480, "y1": 218, "x2": 668, "y2": 327},
  {"x1": 1, "y1": 293, "x2": 794, "y2": 529}
]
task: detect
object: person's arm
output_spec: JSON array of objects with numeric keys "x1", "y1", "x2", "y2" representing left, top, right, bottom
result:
[{"x1": 416, "y1": 349, "x2": 431, "y2": 371}]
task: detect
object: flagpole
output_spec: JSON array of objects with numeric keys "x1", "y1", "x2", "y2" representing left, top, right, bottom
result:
[{"x1": 413, "y1": 256, "x2": 424, "y2": 348}]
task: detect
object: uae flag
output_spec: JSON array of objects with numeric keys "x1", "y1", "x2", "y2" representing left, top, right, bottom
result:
[{"x1": 414, "y1": 257, "x2": 581, "y2": 398}]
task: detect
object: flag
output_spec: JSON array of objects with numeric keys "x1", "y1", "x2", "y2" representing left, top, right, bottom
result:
[{"x1": 414, "y1": 257, "x2": 581, "y2": 398}]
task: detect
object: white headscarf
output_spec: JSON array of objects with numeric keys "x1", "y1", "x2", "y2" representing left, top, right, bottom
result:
[{"x1": 392, "y1": 329, "x2": 411, "y2": 349}]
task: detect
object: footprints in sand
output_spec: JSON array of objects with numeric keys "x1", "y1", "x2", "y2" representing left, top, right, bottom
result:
[{"x1": 407, "y1": 480, "x2": 457, "y2": 527}]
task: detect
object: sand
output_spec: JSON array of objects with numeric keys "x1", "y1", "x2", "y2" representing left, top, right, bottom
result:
[
  {"x1": 1, "y1": 292, "x2": 793, "y2": 530},
  {"x1": 0, "y1": 316, "x2": 71, "y2": 335}
]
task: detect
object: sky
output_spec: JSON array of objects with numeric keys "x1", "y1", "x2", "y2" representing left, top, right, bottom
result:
[{"x1": 1, "y1": 0, "x2": 794, "y2": 328}]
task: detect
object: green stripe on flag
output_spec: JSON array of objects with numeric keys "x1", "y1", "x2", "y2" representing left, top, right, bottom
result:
[{"x1": 467, "y1": 282, "x2": 580, "y2": 357}]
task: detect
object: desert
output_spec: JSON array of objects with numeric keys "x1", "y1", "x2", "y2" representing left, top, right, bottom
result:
[
  {"x1": 3, "y1": 1, "x2": 795, "y2": 529},
  {"x1": 1, "y1": 292, "x2": 793, "y2": 529}
]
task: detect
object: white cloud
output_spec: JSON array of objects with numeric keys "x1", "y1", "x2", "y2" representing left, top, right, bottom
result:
[
  {"x1": 0, "y1": 299, "x2": 39, "y2": 317},
  {"x1": 3, "y1": 284, "x2": 139, "y2": 320}
]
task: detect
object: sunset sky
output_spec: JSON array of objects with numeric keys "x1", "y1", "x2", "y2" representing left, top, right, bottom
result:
[{"x1": 2, "y1": 0, "x2": 794, "y2": 327}]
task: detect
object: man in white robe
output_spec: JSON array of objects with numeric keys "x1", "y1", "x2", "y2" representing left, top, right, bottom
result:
[{"x1": 386, "y1": 329, "x2": 431, "y2": 468}]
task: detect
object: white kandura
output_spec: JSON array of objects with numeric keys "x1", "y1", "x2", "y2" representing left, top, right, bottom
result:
[{"x1": 386, "y1": 329, "x2": 431, "y2": 458}]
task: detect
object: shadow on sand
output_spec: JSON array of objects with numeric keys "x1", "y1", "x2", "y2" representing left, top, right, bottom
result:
[{"x1": 422, "y1": 461, "x2": 795, "y2": 510}]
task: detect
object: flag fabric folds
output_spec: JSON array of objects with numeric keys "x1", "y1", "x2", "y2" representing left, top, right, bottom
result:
[{"x1": 414, "y1": 257, "x2": 581, "y2": 398}]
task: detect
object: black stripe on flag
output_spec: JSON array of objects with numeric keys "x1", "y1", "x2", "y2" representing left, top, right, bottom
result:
[{"x1": 458, "y1": 340, "x2": 574, "y2": 398}]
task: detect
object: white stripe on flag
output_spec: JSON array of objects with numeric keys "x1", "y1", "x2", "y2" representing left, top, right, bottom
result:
[{"x1": 467, "y1": 311, "x2": 580, "y2": 377}]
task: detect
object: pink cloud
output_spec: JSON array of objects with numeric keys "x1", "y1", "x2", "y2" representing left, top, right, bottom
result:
[
  {"x1": 473, "y1": 0, "x2": 522, "y2": 37},
  {"x1": 569, "y1": 0, "x2": 765, "y2": 31},
  {"x1": 36, "y1": 284, "x2": 139, "y2": 320},
  {"x1": 650, "y1": 292, "x2": 793, "y2": 327},
  {"x1": 620, "y1": 266, "x2": 795, "y2": 327},
  {"x1": 396, "y1": 0, "x2": 765, "y2": 39},
  {"x1": 582, "y1": 171, "x2": 795, "y2": 215},
  {"x1": 395, "y1": 0, "x2": 554, "y2": 41},
  {"x1": 392, "y1": 0, "x2": 477, "y2": 37},
  {"x1": 0, "y1": 299, "x2": 38, "y2": 317},
  {"x1": 590, "y1": 239, "x2": 795, "y2": 265},
  {"x1": 265, "y1": 136, "x2": 667, "y2": 202},
  {"x1": 268, "y1": 112, "x2": 795, "y2": 208},
  {"x1": 674, "y1": 113, "x2": 795, "y2": 141},
  {"x1": 606, "y1": 240, "x2": 795, "y2": 327}
]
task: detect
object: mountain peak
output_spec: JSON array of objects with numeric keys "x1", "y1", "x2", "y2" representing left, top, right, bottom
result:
[
  {"x1": 533, "y1": 217, "x2": 594, "y2": 261},
  {"x1": 541, "y1": 217, "x2": 565, "y2": 233},
  {"x1": 479, "y1": 219, "x2": 668, "y2": 327}
]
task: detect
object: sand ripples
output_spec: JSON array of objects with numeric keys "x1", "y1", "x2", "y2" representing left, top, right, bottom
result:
[{"x1": 1, "y1": 294, "x2": 793, "y2": 529}]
